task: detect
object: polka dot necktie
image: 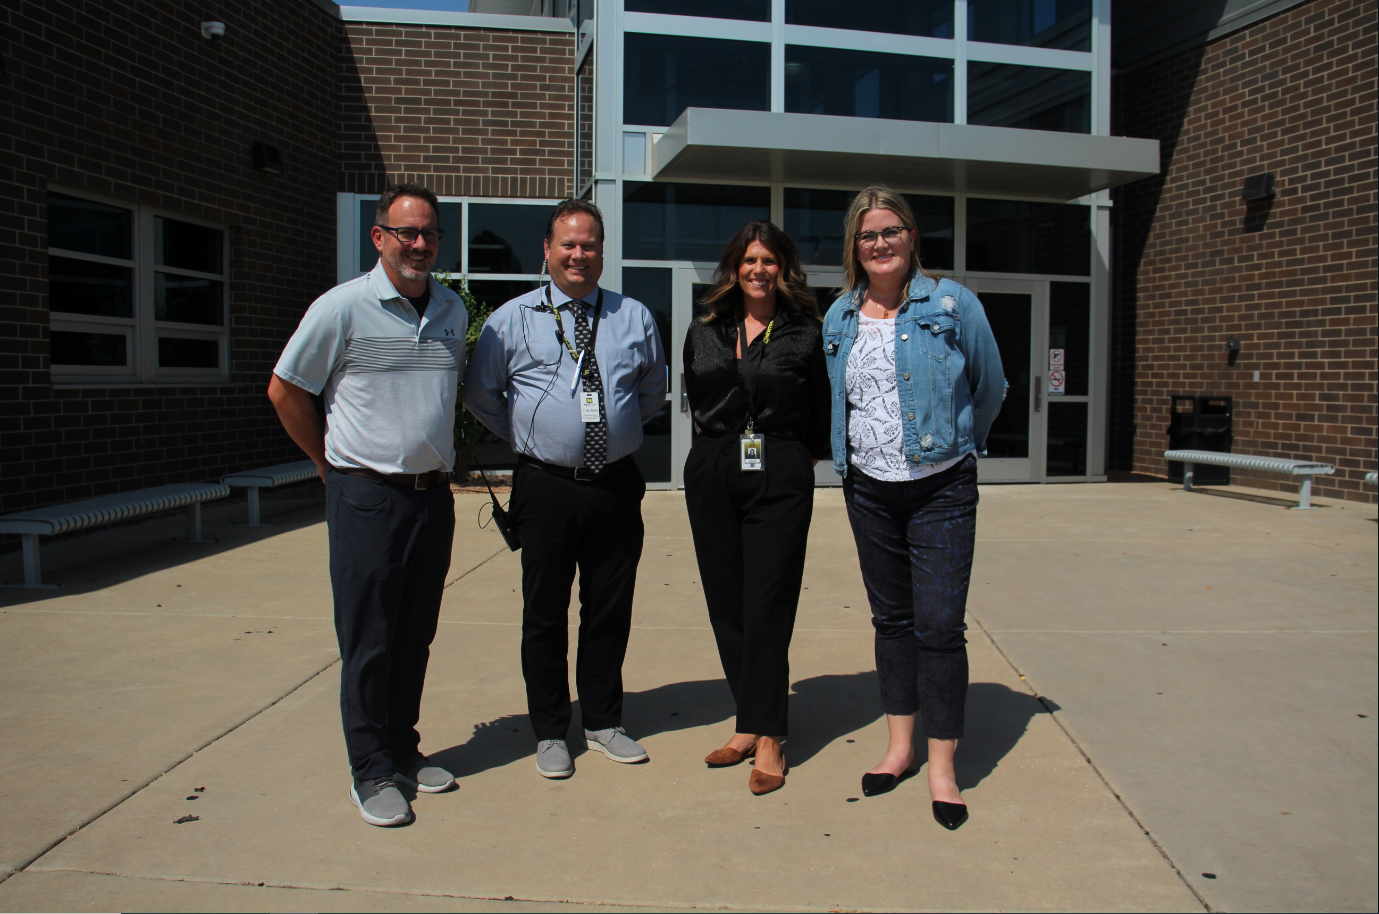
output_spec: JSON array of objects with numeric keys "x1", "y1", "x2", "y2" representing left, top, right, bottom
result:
[{"x1": 572, "y1": 300, "x2": 608, "y2": 474}]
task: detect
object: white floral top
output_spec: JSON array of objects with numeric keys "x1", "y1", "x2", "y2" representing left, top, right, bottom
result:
[{"x1": 845, "y1": 314, "x2": 964, "y2": 482}]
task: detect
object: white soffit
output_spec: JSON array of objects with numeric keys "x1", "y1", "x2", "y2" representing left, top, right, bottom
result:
[{"x1": 651, "y1": 109, "x2": 1160, "y2": 199}]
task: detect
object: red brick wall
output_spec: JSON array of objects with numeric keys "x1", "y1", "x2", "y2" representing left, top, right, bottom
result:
[
  {"x1": 338, "y1": 22, "x2": 575, "y2": 199},
  {"x1": 1112, "y1": 0, "x2": 1377, "y2": 502},
  {"x1": 0, "y1": 0, "x2": 339, "y2": 515}
]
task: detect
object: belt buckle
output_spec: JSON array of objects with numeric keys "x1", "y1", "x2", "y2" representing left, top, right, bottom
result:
[
  {"x1": 573, "y1": 465, "x2": 595, "y2": 482},
  {"x1": 414, "y1": 472, "x2": 430, "y2": 490}
]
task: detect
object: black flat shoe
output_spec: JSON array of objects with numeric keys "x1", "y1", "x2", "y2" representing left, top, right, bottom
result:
[
  {"x1": 932, "y1": 800, "x2": 969, "y2": 830},
  {"x1": 860, "y1": 766, "x2": 917, "y2": 797}
]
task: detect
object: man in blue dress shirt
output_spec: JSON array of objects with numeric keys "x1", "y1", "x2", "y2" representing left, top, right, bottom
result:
[{"x1": 465, "y1": 200, "x2": 666, "y2": 779}]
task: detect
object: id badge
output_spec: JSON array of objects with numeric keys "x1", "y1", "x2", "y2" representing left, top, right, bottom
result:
[
  {"x1": 739, "y1": 433, "x2": 765, "y2": 471},
  {"x1": 580, "y1": 390, "x2": 601, "y2": 423}
]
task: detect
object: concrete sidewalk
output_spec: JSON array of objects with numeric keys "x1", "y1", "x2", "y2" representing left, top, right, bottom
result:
[{"x1": 0, "y1": 483, "x2": 1373, "y2": 912}]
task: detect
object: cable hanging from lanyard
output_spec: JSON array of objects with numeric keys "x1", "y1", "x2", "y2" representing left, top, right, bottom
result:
[{"x1": 546, "y1": 284, "x2": 604, "y2": 391}]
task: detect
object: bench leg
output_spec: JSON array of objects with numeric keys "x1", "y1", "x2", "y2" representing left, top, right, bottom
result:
[
  {"x1": 188, "y1": 502, "x2": 204, "y2": 543},
  {"x1": 1182, "y1": 462, "x2": 1195, "y2": 492},
  {"x1": 22, "y1": 534, "x2": 41, "y2": 587},
  {"x1": 247, "y1": 487, "x2": 261, "y2": 526},
  {"x1": 1296, "y1": 475, "x2": 1313, "y2": 510}
]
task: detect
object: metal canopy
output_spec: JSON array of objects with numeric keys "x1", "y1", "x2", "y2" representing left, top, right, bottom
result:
[{"x1": 651, "y1": 109, "x2": 1161, "y2": 200}]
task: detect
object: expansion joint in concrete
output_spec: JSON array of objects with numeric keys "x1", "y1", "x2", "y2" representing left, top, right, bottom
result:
[{"x1": 970, "y1": 614, "x2": 1215, "y2": 914}]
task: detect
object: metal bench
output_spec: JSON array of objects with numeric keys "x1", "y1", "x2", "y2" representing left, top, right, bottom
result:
[
  {"x1": 221, "y1": 460, "x2": 319, "y2": 527},
  {"x1": 1163, "y1": 449, "x2": 1335, "y2": 509},
  {"x1": 0, "y1": 482, "x2": 231, "y2": 588}
]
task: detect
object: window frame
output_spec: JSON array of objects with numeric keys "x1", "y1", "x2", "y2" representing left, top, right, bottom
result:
[{"x1": 47, "y1": 188, "x2": 231, "y2": 386}]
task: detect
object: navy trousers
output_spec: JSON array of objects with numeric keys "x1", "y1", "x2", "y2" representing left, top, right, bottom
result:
[
  {"x1": 842, "y1": 454, "x2": 977, "y2": 740},
  {"x1": 327, "y1": 469, "x2": 454, "y2": 780}
]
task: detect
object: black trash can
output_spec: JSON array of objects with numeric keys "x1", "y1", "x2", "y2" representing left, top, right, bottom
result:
[{"x1": 1167, "y1": 395, "x2": 1233, "y2": 484}]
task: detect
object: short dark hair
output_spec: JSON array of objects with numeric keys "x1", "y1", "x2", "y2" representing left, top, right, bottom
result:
[
  {"x1": 376, "y1": 183, "x2": 440, "y2": 226},
  {"x1": 544, "y1": 199, "x2": 605, "y2": 242}
]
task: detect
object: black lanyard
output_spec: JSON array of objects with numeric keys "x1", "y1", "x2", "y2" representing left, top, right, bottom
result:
[
  {"x1": 736, "y1": 315, "x2": 774, "y2": 431},
  {"x1": 546, "y1": 284, "x2": 603, "y2": 377}
]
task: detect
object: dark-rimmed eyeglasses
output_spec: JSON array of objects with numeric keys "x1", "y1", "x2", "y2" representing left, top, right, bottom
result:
[
  {"x1": 378, "y1": 225, "x2": 445, "y2": 245},
  {"x1": 855, "y1": 226, "x2": 908, "y2": 249}
]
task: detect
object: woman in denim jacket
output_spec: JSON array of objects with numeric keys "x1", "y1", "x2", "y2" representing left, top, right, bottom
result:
[{"x1": 822, "y1": 186, "x2": 1004, "y2": 830}]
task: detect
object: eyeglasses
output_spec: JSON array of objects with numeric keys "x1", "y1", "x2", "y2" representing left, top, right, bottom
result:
[
  {"x1": 378, "y1": 225, "x2": 445, "y2": 245},
  {"x1": 855, "y1": 226, "x2": 908, "y2": 249}
]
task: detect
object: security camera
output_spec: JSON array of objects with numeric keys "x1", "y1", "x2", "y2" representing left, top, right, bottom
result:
[{"x1": 201, "y1": 21, "x2": 226, "y2": 39}]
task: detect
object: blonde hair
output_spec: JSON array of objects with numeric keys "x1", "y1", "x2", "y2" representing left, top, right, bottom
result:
[{"x1": 841, "y1": 185, "x2": 939, "y2": 296}]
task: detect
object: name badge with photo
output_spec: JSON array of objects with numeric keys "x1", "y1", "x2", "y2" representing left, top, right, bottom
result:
[
  {"x1": 739, "y1": 433, "x2": 765, "y2": 471},
  {"x1": 580, "y1": 390, "x2": 601, "y2": 423}
]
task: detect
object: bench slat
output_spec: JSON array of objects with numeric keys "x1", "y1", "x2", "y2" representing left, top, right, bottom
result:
[
  {"x1": 222, "y1": 460, "x2": 318, "y2": 488},
  {"x1": 0, "y1": 483, "x2": 231, "y2": 536},
  {"x1": 1164, "y1": 450, "x2": 1334, "y2": 475}
]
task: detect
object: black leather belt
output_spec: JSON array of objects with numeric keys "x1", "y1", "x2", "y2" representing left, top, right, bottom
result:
[
  {"x1": 517, "y1": 454, "x2": 634, "y2": 482},
  {"x1": 331, "y1": 466, "x2": 450, "y2": 490}
]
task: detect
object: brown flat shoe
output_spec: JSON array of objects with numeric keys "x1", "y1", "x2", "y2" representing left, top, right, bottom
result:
[
  {"x1": 704, "y1": 744, "x2": 756, "y2": 767},
  {"x1": 748, "y1": 756, "x2": 787, "y2": 796}
]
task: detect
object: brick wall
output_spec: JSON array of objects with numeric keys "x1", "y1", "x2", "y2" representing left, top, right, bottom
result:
[
  {"x1": 0, "y1": 0, "x2": 339, "y2": 516},
  {"x1": 338, "y1": 22, "x2": 575, "y2": 199},
  {"x1": 1112, "y1": 0, "x2": 1377, "y2": 502}
]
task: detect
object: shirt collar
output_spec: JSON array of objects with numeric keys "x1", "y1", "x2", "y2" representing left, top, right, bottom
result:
[
  {"x1": 368, "y1": 261, "x2": 444, "y2": 305},
  {"x1": 546, "y1": 280, "x2": 601, "y2": 311},
  {"x1": 844, "y1": 273, "x2": 936, "y2": 313}
]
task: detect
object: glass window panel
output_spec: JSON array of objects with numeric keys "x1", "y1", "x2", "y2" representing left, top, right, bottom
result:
[
  {"x1": 785, "y1": 46, "x2": 952, "y2": 123},
  {"x1": 49, "y1": 256, "x2": 134, "y2": 318},
  {"x1": 47, "y1": 193, "x2": 131, "y2": 259},
  {"x1": 155, "y1": 217, "x2": 223, "y2": 274},
  {"x1": 468, "y1": 204, "x2": 548, "y2": 276},
  {"x1": 50, "y1": 330, "x2": 127, "y2": 367},
  {"x1": 155, "y1": 273, "x2": 223, "y2": 325},
  {"x1": 979, "y1": 292, "x2": 1031, "y2": 458},
  {"x1": 783, "y1": 188, "x2": 852, "y2": 266},
  {"x1": 634, "y1": 402, "x2": 673, "y2": 483},
  {"x1": 434, "y1": 202, "x2": 465, "y2": 275},
  {"x1": 623, "y1": 182, "x2": 770, "y2": 262},
  {"x1": 969, "y1": 0, "x2": 1091, "y2": 50},
  {"x1": 967, "y1": 63, "x2": 1090, "y2": 133},
  {"x1": 787, "y1": 0, "x2": 954, "y2": 38},
  {"x1": 905, "y1": 194, "x2": 955, "y2": 272},
  {"x1": 1048, "y1": 281, "x2": 1089, "y2": 396},
  {"x1": 627, "y1": 0, "x2": 769, "y2": 20},
  {"x1": 623, "y1": 33, "x2": 770, "y2": 127},
  {"x1": 464, "y1": 279, "x2": 541, "y2": 314},
  {"x1": 622, "y1": 267, "x2": 673, "y2": 372},
  {"x1": 158, "y1": 336, "x2": 219, "y2": 369},
  {"x1": 692, "y1": 282, "x2": 713, "y2": 321},
  {"x1": 965, "y1": 198, "x2": 1089, "y2": 275},
  {"x1": 1046, "y1": 400, "x2": 1088, "y2": 476}
]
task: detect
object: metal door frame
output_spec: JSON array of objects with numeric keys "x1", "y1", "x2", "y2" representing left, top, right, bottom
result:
[{"x1": 965, "y1": 276, "x2": 1048, "y2": 483}]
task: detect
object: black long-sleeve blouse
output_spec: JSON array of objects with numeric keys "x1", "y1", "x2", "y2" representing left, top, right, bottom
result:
[{"x1": 683, "y1": 308, "x2": 832, "y2": 460}]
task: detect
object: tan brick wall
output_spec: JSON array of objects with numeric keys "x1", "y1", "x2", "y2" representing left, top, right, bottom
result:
[
  {"x1": 1113, "y1": 0, "x2": 1377, "y2": 502},
  {"x1": 339, "y1": 23, "x2": 575, "y2": 199}
]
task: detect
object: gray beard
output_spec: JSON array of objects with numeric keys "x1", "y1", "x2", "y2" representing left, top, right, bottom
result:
[{"x1": 383, "y1": 247, "x2": 431, "y2": 283}]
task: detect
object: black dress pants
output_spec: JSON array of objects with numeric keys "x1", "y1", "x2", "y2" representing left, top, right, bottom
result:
[
  {"x1": 684, "y1": 437, "x2": 815, "y2": 737},
  {"x1": 509, "y1": 458, "x2": 646, "y2": 742},
  {"x1": 327, "y1": 469, "x2": 455, "y2": 780}
]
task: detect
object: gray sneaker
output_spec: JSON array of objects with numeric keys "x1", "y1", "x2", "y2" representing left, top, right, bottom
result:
[
  {"x1": 535, "y1": 739, "x2": 573, "y2": 779},
  {"x1": 394, "y1": 755, "x2": 456, "y2": 793},
  {"x1": 585, "y1": 726, "x2": 649, "y2": 763},
  {"x1": 350, "y1": 776, "x2": 413, "y2": 827}
]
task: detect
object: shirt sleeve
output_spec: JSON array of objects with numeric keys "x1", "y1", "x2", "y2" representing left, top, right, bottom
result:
[
  {"x1": 637, "y1": 306, "x2": 669, "y2": 424},
  {"x1": 958, "y1": 287, "x2": 1007, "y2": 453},
  {"x1": 462, "y1": 309, "x2": 513, "y2": 441},
  {"x1": 273, "y1": 295, "x2": 346, "y2": 395}
]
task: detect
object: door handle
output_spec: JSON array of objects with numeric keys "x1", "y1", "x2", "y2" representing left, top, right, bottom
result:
[
  {"x1": 1034, "y1": 375, "x2": 1043, "y2": 413},
  {"x1": 680, "y1": 373, "x2": 688, "y2": 413}
]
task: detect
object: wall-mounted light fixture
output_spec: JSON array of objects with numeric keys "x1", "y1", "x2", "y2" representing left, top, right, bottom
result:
[
  {"x1": 201, "y1": 21, "x2": 226, "y2": 39},
  {"x1": 252, "y1": 141, "x2": 282, "y2": 174},
  {"x1": 1242, "y1": 172, "x2": 1275, "y2": 201},
  {"x1": 1226, "y1": 336, "x2": 1242, "y2": 367}
]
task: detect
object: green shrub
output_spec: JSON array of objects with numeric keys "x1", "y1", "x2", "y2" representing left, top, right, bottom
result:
[{"x1": 437, "y1": 273, "x2": 494, "y2": 477}]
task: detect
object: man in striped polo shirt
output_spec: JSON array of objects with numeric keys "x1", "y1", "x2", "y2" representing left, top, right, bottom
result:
[{"x1": 268, "y1": 183, "x2": 467, "y2": 827}]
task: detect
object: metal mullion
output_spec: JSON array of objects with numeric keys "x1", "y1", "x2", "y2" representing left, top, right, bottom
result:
[
  {"x1": 461, "y1": 199, "x2": 469, "y2": 276},
  {"x1": 770, "y1": 0, "x2": 785, "y2": 113},
  {"x1": 46, "y1": 248, "x2": 136, "y2": 269},
  {"x1": 49, "y1": 312, "x2": 137, "y2": 328},
  {"x1": 954, "y1": 0, "x2": 968, "y2": 124},
  {"x1": 964, "y1": 41, "x2": 1095, "y2": 71},
  {"x1": 151, "y1": 264, "x2": 227, "y2": 282},
  {"x1": 782, "y1": 24, "x2": 956, "y2": 59},
  {"x1": 136, "y1": 207, "x2": 156, "y2": 382}
]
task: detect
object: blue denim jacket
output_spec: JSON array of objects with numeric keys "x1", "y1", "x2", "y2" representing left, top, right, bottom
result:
[{"x1": 822, "y1": 274, "x2": 1006, "y2": 478}]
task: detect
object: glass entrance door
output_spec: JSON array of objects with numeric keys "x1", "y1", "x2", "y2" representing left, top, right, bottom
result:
[
  {"x1": 669, "y1": 266, "x2": 716, "y2": 488},
  {"x1": 966, "y1": 278, "x2": 1047, "y2": 482}
]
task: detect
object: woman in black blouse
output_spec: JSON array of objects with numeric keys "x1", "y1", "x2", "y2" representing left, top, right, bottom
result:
[{"x1": 683, "y1": 220, "x2": 831, "y2": 796}]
